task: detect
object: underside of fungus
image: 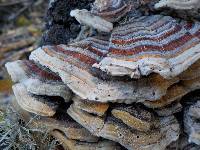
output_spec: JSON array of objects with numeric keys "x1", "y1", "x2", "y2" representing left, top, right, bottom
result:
[
  {"x1": 67, "y1": 103, "x2": 180, "y2": 150},
  {"x1": 12, "y1": 83, "x2": 60, "y2": 116},
  {"x1": 5, "y1": 0, "x2": 200, "y2": 149}
]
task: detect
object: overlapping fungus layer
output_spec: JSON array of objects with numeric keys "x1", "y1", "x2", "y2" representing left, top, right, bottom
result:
[
  {"x1": 5, "y1": 0, "x2": 200, "y2": 150},
  {"x1": 95, "y1": 15, "x2": 200, "y2": 79}
]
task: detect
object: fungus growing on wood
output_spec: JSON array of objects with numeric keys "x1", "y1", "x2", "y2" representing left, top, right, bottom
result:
[
  {"x1": 12, "y1": 83, "x2": 60, "y2": 116},
  {"x1": 5, "y1": 0, "x2": 200, "y2": 149},
  {"x1": 94, "y1": 15, "x2": 200, "y2": 79},
  {"x1": 6, "y1": 60, "x2": 71, "y2": 101}
]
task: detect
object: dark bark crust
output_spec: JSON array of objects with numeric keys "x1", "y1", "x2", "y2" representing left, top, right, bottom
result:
[{"x1": 41, "y1": 0, "x2": 94, "y2": 45}]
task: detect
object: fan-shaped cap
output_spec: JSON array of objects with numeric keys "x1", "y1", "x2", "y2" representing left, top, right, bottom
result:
[
  {"x1": 12, "y1": 83, "x2": 60, "y2": 116},
  {"x1": 155, "y1": 0, "x2": 200, "y2": 10},
  {"x1": 5, "y1": 60, "x2": 71, "y2": 101},
  {"x1": 91, "y1": 0, "x2": 132, "y2": 22},
  {"x1": 94, "y1": 15, "x2": 200, "y2": 79},
  {"x1": 29, "y1": 37, "x2": 178, "y2": 103}
]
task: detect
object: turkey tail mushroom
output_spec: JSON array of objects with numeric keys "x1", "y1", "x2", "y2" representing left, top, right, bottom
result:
[
  {"x1": 32, "y1": 114, "x2": 99, "y2": 142},
  {"x1": 29, "y1": 37, "x2": 179, "y2": 103},
  {"x1": 94, "y1": 15, "x2": 200, "y2": 79},
  {"x1": 5, "y1": 60, "x2": 71, "y2": 101},
  {"x1": 5, "y1": 1, "x2": 200, "y2": 148},
  {"x1": 12, "y1": 83, "x2": 60, "y2": 116},
  {"x1": 91, "y1": 0, "x2": 132, "y2": 22},
  {"x1": 155, "y1": 0, "x2": 200, "y2": 10}
]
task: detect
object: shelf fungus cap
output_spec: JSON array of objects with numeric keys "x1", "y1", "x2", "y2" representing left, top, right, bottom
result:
[
  {"x1": 5, "y1": 60, "x2": 71, "y2": 101},
  {"x1": 12, "y1": 83, "x2": 60, "y2": 116},
  {"x1": 70, "y1": 9, "x2": 113, "y2": 33},
  {"x1": 91, "y1": 0, "x2": 132, "y2": 22},
  {"x1": 99, "y1": 115, "x2": 179, "y2": 150},
  {"x1": 143, "y1": 76, "x2": 200, "y2": 108},
  {"x1": 94, "y1": 15, "x2": 200, "y2": 79},
  {"x1": 111, "y1": 105, "x2": 159, "y2": 132},
  {"x1": 72, "y1": 96, "x2": 109, "y2": 116},
  {"x1": 32, "y1": 115, "x2": 99, "y2": 142},
  {"x1": 154, "y1": 102, "x2": 182, "y2": 116},
  {"x1": 29, "y1": 38, "x2": 179, "y2": 103},
  {"x1": 52, "y1": 130, "x2": 121, "y2": 150},
  {"x1": 155, "y1": 0, "x2": 200, "y2": 10},
  {"x1": 67, "y1": 104, "x2": 105, "y2": 136},
  {"x1": 92, "y1": 0, "x2": 122, "y2": 12}
]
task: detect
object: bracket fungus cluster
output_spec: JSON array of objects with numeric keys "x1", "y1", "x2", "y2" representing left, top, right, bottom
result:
[{"x1": 5, "y1": 0, "x2": 200, "y2": 149}]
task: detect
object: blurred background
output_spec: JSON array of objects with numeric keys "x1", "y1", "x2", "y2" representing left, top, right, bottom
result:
[
  {"x1": 0, "y1": 0, "x2": 47, "y2": 112},
  {"x1": 0, "y1": 1, "x2": 52, "y2": 149}
]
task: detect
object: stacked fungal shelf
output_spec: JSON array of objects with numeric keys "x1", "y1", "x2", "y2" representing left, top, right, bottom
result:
[{"x1": 5, "y1": 0, "x2": 200, "y2": 149}]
